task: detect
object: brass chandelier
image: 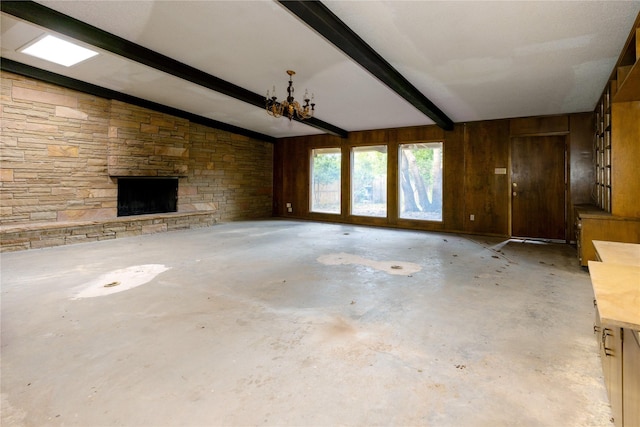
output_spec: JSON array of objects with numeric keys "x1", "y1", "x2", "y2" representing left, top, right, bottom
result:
[{"x1": 266, "y1": 70, "x2": 315, "y2": 121}]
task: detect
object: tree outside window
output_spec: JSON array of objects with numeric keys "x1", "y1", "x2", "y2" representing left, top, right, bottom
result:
[
  {"x1": 351, "y1": 146, "x2": 387, "y2": 217},
  {"x1": 310, "y1": 148, "x2": 341, "y2": 214},
  {"x1": 399, "y1": 142, "x2": 443, "y2": 221}
]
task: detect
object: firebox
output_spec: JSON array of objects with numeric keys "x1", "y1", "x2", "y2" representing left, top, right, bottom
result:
[{"x1": 117, "y1": 178, "x2": 178, "y2": 217}]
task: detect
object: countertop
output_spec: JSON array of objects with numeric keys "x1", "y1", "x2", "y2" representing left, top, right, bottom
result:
[
  {"x1": 593, "y1": 240, "x2": 640, "y2": 266},
  {"x1": 588, "y1": 260, "x2": 640, "y2": 330}
]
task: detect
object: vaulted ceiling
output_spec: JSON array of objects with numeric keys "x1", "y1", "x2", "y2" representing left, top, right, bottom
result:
[{"x1": 2, "y1": 1, "x2": 639, "y2": 142}]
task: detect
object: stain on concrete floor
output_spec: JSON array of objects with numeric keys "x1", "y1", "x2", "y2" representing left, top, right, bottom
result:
[
  {"x1": 72, "y1": 264, "x2": 171, "y2": 299},
  {"x1": 317, "y1": 252, "x2": 422, "y2": 275}
]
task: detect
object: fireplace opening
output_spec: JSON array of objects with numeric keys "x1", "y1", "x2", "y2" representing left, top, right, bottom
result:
[{"x1": 117, "y1": 178, "x2": 178, "y2": 217}]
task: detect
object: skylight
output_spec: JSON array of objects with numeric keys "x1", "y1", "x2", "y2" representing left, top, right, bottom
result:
[{"x1": 20, "y1": 35, "x2": 98, "y2": 67}]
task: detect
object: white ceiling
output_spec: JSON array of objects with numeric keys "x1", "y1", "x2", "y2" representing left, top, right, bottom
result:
[{"x1": 2, "y1": 1, "x2": 639, "y2": 139}]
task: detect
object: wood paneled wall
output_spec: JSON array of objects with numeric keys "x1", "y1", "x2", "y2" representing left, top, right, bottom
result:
[
  {"x1": 612, "y1": 101, "x2": 640, "y2": 218},
  {"x1": 274, "y1": 112, "x2": 593, "y2": 239},
  {"x1": 464, "y1": 120, "x2": 510, "y2": 235}
]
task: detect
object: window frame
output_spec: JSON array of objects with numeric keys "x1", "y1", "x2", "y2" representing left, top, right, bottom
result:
[
  {"x1": 309, "y1": 147, "x2": 342, "y2": 215},
  {"x1": 397, "y1": 141, "x2": 444, "y2": 223},
  {"x1": 350, "y1": 144, "x2": 388, "y2": 218}
]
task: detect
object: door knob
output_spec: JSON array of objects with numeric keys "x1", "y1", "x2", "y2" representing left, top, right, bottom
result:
[
  {"x1": 512, "y1": 182, "x2": 518, "y2": 187},
  {"x1": 513, "y1": 191, "x2": 517, "y2": 197}
]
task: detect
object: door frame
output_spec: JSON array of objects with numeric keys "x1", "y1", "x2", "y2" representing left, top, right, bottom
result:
[{"x1": 509, "y1": 134, "x2": 570, "y2": 242}]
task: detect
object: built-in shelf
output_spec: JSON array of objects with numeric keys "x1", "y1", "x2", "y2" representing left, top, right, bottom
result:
[
  {"x1": 593, "y1": 90, "x2": 612, "y2": 212},
  {"x1": 612, "y1": 26, "x2": 640, "y2": 103},
  {"x1": 593, "y1": 15, "x2": 640, "y2": 213},
  {"x1": 585, "y1": 16, "x2": 640, "y2": 427}
]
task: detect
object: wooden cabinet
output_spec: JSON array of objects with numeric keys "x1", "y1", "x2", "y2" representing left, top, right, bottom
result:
[
  {"x1": 610, "y1": 17, "x2": 640, "y2": 217},
  {"x1": 574, "y1": 205, "x2": 640, "y2": 266},
  {"x1": 594, "y1": 311, "x2": 639, "y2": 427},
  {"x1": 612, "y1": 20, "x2": 640, "y2": 103},
  {"x1": 585, "y1": 14, "x2": 640, "y2": 265},
  {"x1": 598, "y1": 14, "x2": 640, "y2": 215},
  {"x1": 598, "y1": 315, "x2": 624, "y2": 425},
  {"x1": 611, "y1": 100, "x2": 640, "y2": 218},
  {"x1": 594, "y1": 320, "x2": 640, "y2": 427},
  {"x1": 623, "y1": 328, "x2": 640, "y2": 427},
  {"x1": 589, "y1": 251, "x2": 640, "y2": 427}
]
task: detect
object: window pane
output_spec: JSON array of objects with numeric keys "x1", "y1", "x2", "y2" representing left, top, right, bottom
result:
[
  {"x1": 398, "y1": 142, "x2": 443, "y2": 222},
  {"x1": 351, "y1": 145, "x2": 387, "y2": 217},
  {"x1": 310, "y1": 148, "x2": 341, "y2": 214}
]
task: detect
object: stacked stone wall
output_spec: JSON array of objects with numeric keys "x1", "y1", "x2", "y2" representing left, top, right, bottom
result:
[
  {"x1": 0, "y1": 72, "x2": 273, "y2": 251},
  {"x1": 185, "y1": 124, "x2": 273, "y2": 220},
  {"x1": 108, "y1": 100, "x2": 190, "y2": 177},
  {"x1": 1, "y1": 72, "x2": 113, "y2": 223}
]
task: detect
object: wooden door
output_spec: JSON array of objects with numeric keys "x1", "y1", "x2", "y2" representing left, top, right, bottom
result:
[{"x1": 511, "y1": 136, "x2": 566, "y2": 240}]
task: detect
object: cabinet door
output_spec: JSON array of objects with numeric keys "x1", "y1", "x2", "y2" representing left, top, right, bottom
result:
[
  {"x1": 601, "y1": 325, "x2": 624, "y2": 426},
  {"x1": 623, "y1": 328, "x2": 640, "y2": 427}
]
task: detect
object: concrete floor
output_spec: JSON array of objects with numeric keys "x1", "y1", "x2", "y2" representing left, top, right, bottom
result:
[{"x1": 1, "y1": 220, "x2": 612, "y2": 426}]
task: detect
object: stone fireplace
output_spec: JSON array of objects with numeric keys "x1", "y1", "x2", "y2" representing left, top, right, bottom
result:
[
  {"x1": 1, "y1": 73, "x2": 273, "y2": 252},
  {"x1": 117, "y1": 177, "x2": 178, "y2": 217}
]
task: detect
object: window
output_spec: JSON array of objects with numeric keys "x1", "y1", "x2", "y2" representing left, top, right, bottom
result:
[
  {"x1": 398, "y1": 142, "x2": 443, "y2": 221},
  {"x1": 310, "y1": 148, "x2": 341, "y2": 214},
  {"x1": 351, "y1": 145, "x2": 387, "y2": 217}
]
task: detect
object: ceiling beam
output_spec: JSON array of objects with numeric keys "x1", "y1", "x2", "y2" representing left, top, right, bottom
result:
[
  {"x1": 0, "y1": 0, "x2": 348, "y2": 138},
  {"x1": 1, "y1": 59, "x2": 276, "y2": 143},
  {"x1": 278, "y1": 0, "x2": 454, "y2": 131}
]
